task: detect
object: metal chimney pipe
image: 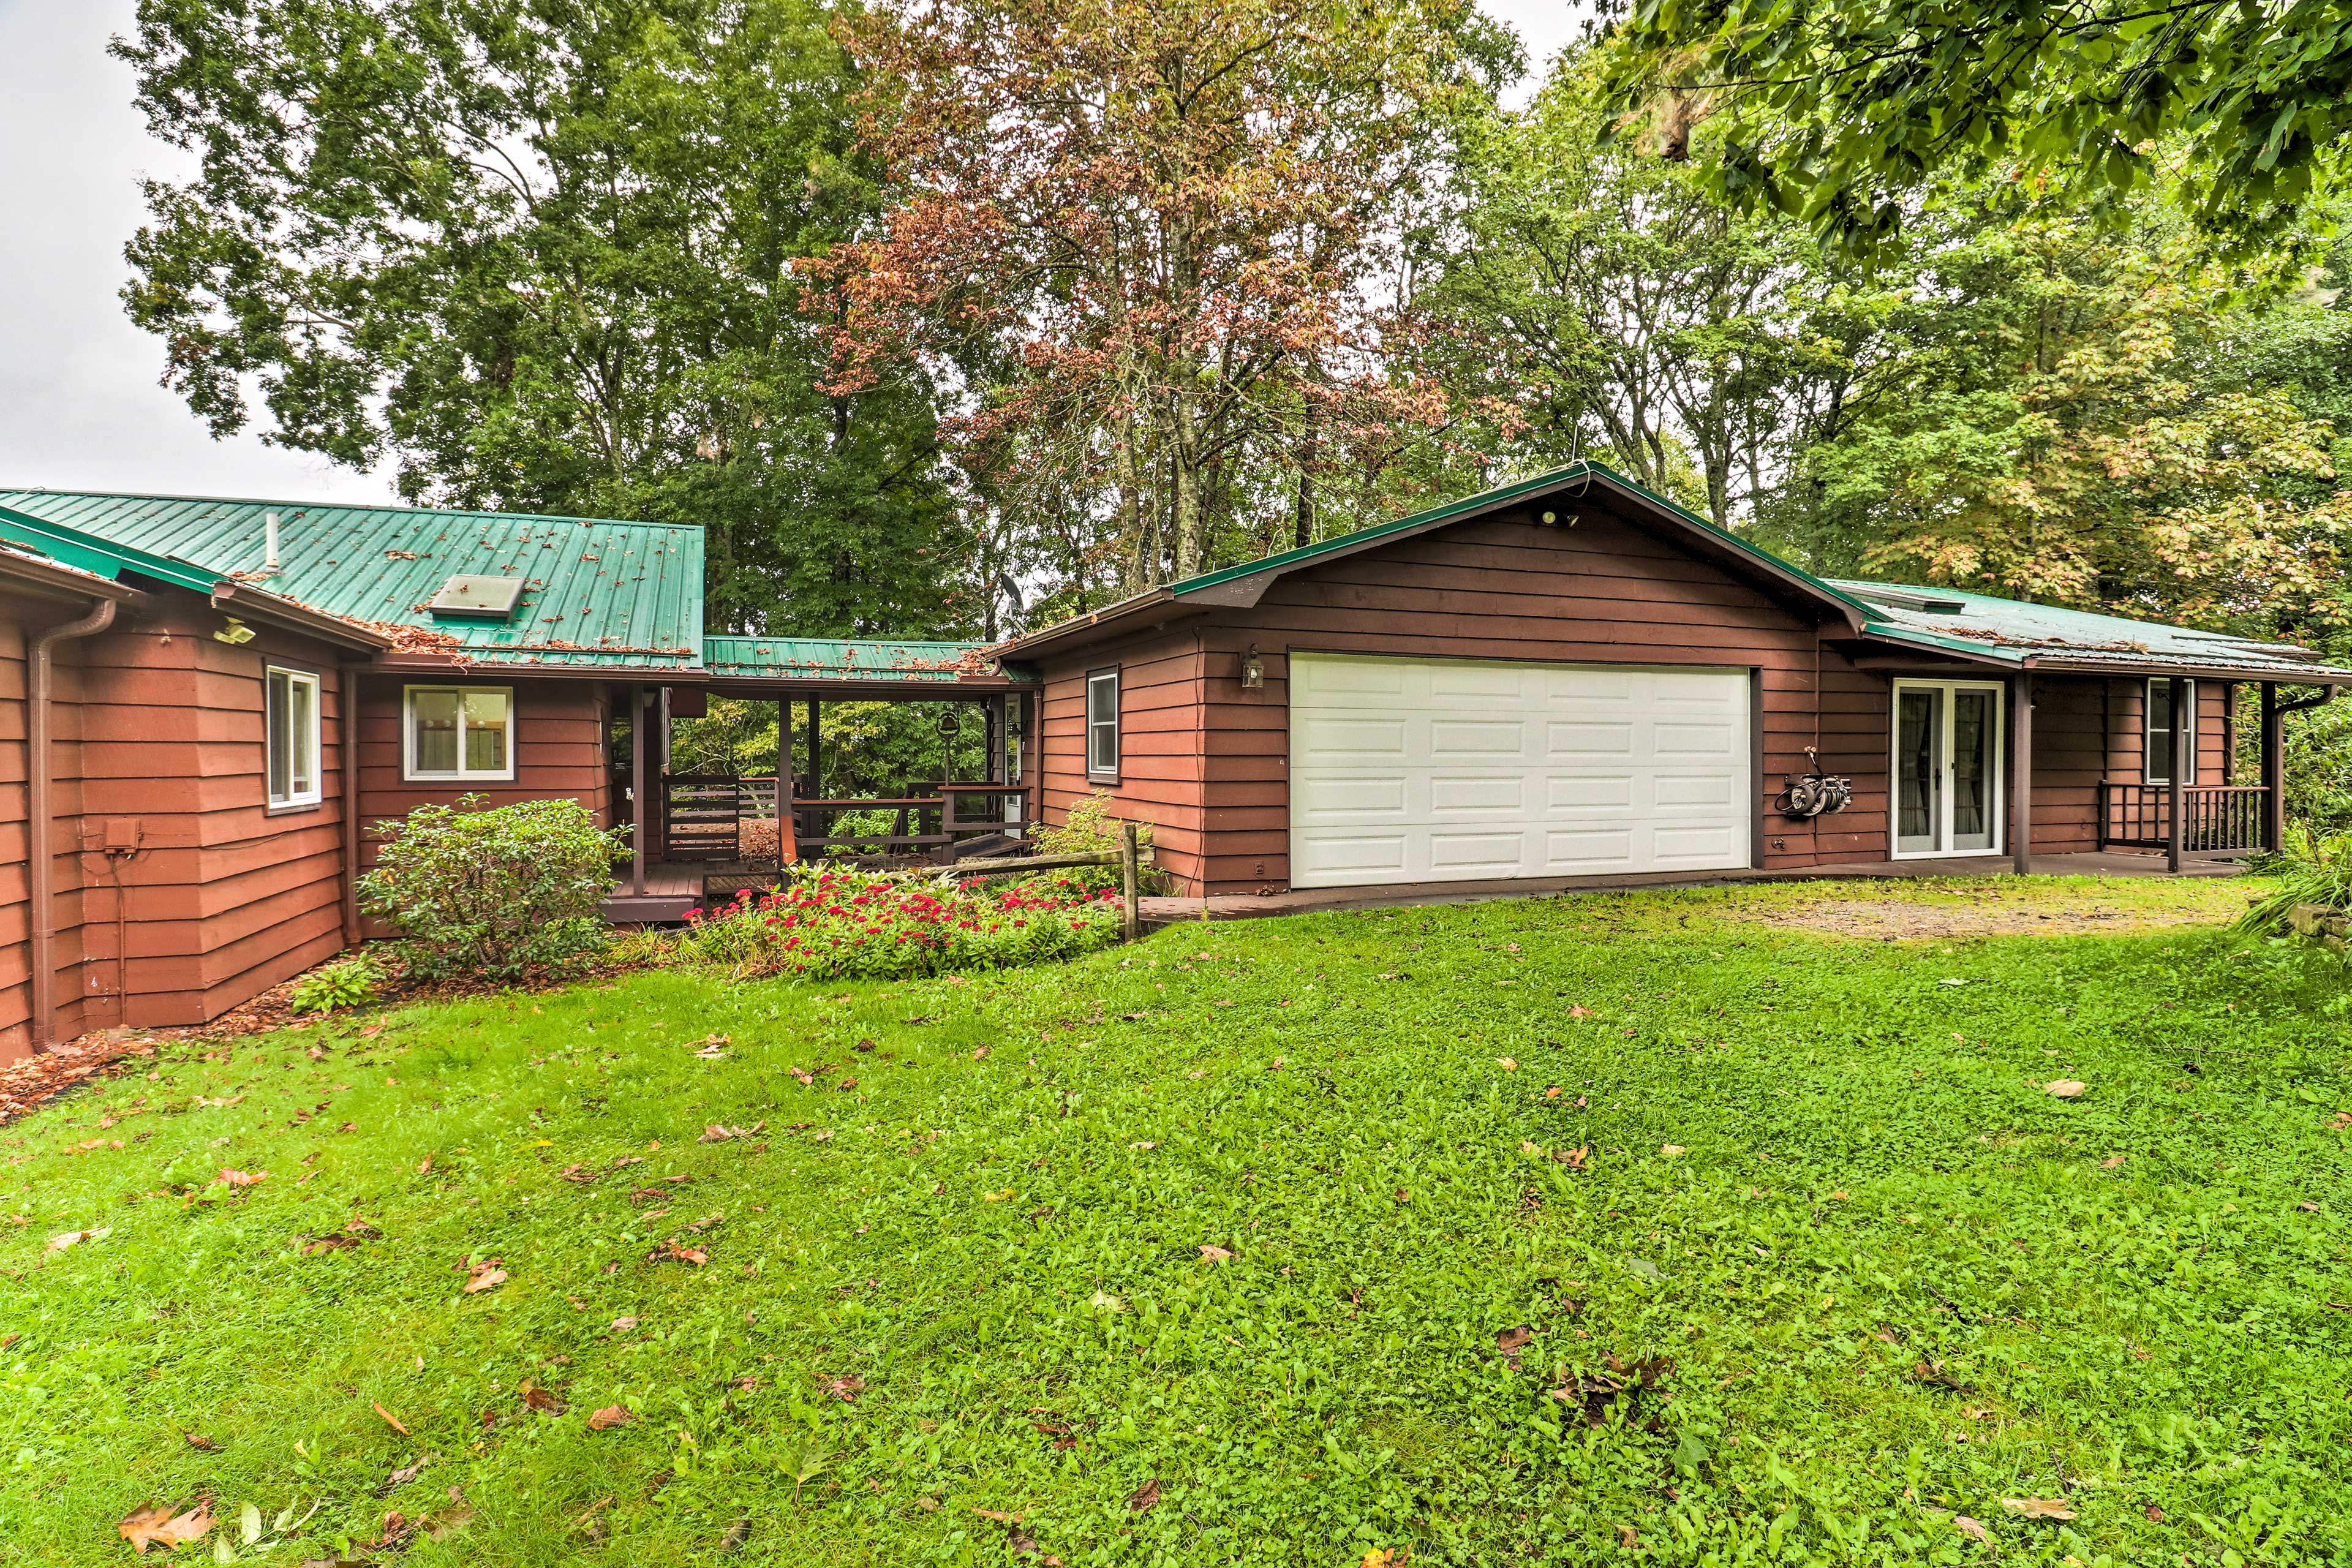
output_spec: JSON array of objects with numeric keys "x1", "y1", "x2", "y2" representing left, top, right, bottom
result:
[{"x1": 263, "y1": 511, "x2": 282, "y2": 573}]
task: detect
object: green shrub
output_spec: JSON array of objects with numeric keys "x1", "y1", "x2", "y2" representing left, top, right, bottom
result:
[
  {"x1": 1028, "y1": 788, "x2": 1167, "y2": 895},
  {"x1": 287, "y1": 952, "x2": 386, "y2": 1014},
  {"x1": 2237, "y1": 825, "x2": 2352, "y2": 941},
  {"x1": 357, "y1": 795, "x2": 625, "y2": 982}
]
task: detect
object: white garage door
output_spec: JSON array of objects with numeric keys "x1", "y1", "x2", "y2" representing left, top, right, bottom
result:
[{"x1": 1288, "y1": 654, "x2": 1752, "y2": 889}]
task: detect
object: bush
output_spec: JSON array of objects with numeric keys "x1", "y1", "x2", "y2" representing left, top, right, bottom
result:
[
  {"x1": 288, "y1": 952, "x2": 386, "y2": 1014},
  {"x1": 682, "y1": 864, "x2": 1120, "y2": 980},
  {"x1": 2238, "y1": 826, "x2": 2352, "y2": 943},
  {"x1": 357, "y1": 795, "x2": 625, "y2": 982},
  {"x1": 1028, "y1": 788, "x2": 1166, "y2": 895}
]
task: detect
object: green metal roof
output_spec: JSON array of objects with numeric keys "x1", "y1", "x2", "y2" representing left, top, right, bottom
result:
[
  {"x1": 704, "y1": 635, "x2": 1032, "y2": 683},
  {"x1": 0, "y1": 490, "x2": 703, "y2": 672},
  {"x1": 1831, "y1": 579, "x2": 2352, "y2": 679}
]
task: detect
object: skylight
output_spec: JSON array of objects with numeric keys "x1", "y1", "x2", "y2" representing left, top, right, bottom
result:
[{"x1": 426, "y1": 575, "x2": 525, "y2": 619}]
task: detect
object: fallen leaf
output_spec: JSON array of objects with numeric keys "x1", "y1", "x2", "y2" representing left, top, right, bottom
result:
[
  {"x1": 1553, "y1": 1146, "x2": 1588, "y2": 1170},
  {"x1": 1660, "y1": 1145, "x2": 1686, "y2": 1156},
  {"x1": 2001, "y1": 1497, "x2": 2076, "y2": 1520},
  {"x1": 520, "y1": 1381, "x2": 567, "y2": 1414},
  {"x1": 1953, "y1": 1515, "x2": 1990, "y2": 1542},
  {"x1": 46, "y1": 1227, "x2": 107, "y2": 1251},
  {"x1": 1627, "y1": 1256, "x2": 1662, "y2": 1281},
  {"x1": 588, "y1": 1406, "x2": 636, "y2": 1430},
  {"x1": 1088, "y1": 1289, "x2": 1126, "y2": 1312},
  {"x1": 1198, "y1": 1244, "x2": 1233, "y2": 1263},
  {"x1": 374, "y1": 1401, "x2": 412, "y2": 1435},
  {"x1": 1127, "y1": 1478, "x2": 1161, "y2": 1513},
  {"x1": 2100, "y1": 1155, "x2": 2127, "y2": 1169},
  {"x1": 984, "y1": 1188, "x2": 1014, "y2": 1202},
  {"x1": 1362, "y1": 1551, "x2": 1409, "y2": 1568},
  {"x1": 1568, "y1": 1005, "x2": 1596, "y2": 1019},
  {"x1": 1544, "y1": 1085, "x2": 1562, "y2": 1099},
  {"x1": 379, "y1": 1453, "x2": 435, "y2": 1495},
  {"x1": 647, "y1": 1238, "x2": 707, "y2": 1265},
  {"x1": 462, "y1": 1261, "x2": 507, "y2": 1294},
  {"x1": 2143, "y1": 1503, "x2": 2164, "y2": 1521},
  {"x1": 2297, "y1": 1200, "x2": 2322, "y2": 1212},
  {"x1": 1129, "y1": 1140, "x2": 1157, "y2": 1150},
  {"x1": 2045, "y1": 1079, "x2": 2087, "y2": 1099},
  {"x1": 826, "y1": 1375, "x2": 865, "y2": 1401},
  {"x1": 1495, "y1": 1325, "x2": 1534, "y2": 1362},
  {"x1": 975, "y1": 1508, "x2": 1024, "y2": 1523},
  {"x1": 610, "y1": 1316, "x2": 639, "y2": 1331},
  {"x1": 417, "y1": 1153, "x2": 434, "y2": 1175},
  {"x1": 1496, "y1": 1057, "x2": 1518, "y2": 1071},
  {"x1": 116, "y1": 1502, "x2": 212, "y2": 1554},
  {"x1": 181, "y1": 1431, "x2": 221, "y2": 1452},
  {"x1": 1393, "y1": 1186, "x2": 1409, "y2": 1204}
]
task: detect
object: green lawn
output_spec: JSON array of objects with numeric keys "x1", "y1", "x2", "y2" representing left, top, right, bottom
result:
[{"x1": 7, "y1": 876, "x2": 2351, "y2": 1567}]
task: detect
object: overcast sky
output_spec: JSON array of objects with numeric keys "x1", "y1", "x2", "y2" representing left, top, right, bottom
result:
[{"x1": 0, "y1": 0, "x2": 1583, "y2": 508}]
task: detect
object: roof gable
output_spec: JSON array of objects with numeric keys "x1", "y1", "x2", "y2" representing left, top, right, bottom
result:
[{"x1": 0, "y1": 491, "x2": 702, "y2": 672}]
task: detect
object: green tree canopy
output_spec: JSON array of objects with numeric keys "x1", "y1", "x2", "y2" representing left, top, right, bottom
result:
[
  {"x1": 115, "y1": 0, "x2": 960, "y2": 637},
  {"x1": 1600, "y1": 0, "x2": 2352, "y2": 250}
]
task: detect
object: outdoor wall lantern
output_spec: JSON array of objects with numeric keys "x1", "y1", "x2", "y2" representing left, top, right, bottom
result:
[{"x1": 1241, "y1": 645, "x2": 1265, "y2": 689}]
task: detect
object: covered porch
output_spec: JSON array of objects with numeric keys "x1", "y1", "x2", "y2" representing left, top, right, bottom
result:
[{"x1": 602, "y1": 637, "x2": 1042, "y2": 922}]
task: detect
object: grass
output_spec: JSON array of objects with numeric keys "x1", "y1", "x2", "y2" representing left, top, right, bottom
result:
[{"x1": 6, "y1": 875, "x2": 2351, "y2": 1567}]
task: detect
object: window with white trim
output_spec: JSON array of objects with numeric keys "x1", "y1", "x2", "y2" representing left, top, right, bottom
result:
[
  {"x1": 404, "y1": 685, "x2": 515, "y2": 781},
  {"x1": 1086, "y1": 668, "x2": 1120, "y2": 778},
  {"x1": 2146, "y1": 677, "x2": 2196, "y2": 785},
  {"x1": 265, "y1": 666, "x2": 322, "y2": 808}
]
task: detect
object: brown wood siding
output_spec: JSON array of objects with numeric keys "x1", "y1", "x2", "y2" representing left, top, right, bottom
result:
[
  {"x1": 0, "y1": 593, "x2": 357, "y2": 1063},
  {"x1": 1036, "y1": 630, "x2": 1208, "y2": 890},
  {"x1": 1026, "y1": 507, "x2": 2241, "y2": 893}
]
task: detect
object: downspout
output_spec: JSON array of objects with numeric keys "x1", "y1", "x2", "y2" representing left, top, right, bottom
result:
[
  {"x1": 28, "y1": 598, "x2": 118, "y2": 1051},
  {"x1": 341, "y1": 667, "x2": 363, "y2": 946}
]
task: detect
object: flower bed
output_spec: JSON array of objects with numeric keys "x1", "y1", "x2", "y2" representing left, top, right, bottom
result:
[{"x1": 681, "y1": 865, "x2": 1123, "y2": 979}]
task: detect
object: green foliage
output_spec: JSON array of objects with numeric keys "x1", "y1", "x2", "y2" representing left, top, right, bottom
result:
[
  {"x1": 113, "y1": 0, "x2": 960, "y2": 638},
  {"x1": 286, "y1": 952, "x2": 386, "y2": 1016},
  {"x1": 2238, "y1": 827, "x2": 2352, "y2": 936},
  {"x1": 668, "y1": 697, "x2": 998, "y2": 797},
  {"x1": 680, "y1": 864, "x2": 1120, "y2": 979},
  {"x1": 13, "y1": 876, "x2": 2352, "y2": 1563},
  {"x1": 1600, "y1": 0, "x2": 2352, "y2": 251},
  {"x1": 356, "y1": 796, "x2": 624, "y2": 982},
  {"x1": 1028, "y1": 788, "x2": 1156, "y2": 895}
]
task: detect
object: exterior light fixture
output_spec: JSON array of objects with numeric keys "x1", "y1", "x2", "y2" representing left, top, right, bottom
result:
[
  {"x1": 213, "y1": 617, "x2": 256, "y2": 646},
  {"x1": 1540, "y1": 510, "x2": 1557, "y2": 524},
  {"x1": 1241, "y1": 645, "x2": 1265, "y2": 689}
]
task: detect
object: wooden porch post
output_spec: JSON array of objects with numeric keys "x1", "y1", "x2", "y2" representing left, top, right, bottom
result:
[
  {"x1": 1025, "y1": 689, "x2": 1042, "y2": 834},
  {"x1": 777, "y1": 696, "x2": 796, "y2": 867},
  {"x1": 2010, "y1": 671, "x2": 2034, "y2": 875},
  {"x1": 2261, "y1": 682, "x2": 2283, "y2": 852},
  {"x1": 630, "y1": 684, "x2": 649, "y2": 895},
  {"x1": 809, "y1": 698, "x2": 823, "y2": 798},
  {"x1": 2166, "y1": 675, "x2": 2187, "y2": 873}
]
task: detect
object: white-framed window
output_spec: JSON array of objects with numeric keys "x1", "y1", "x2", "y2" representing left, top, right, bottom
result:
[
  {"x1": 265, "y1": 665, "x2": 322, "y2": 809},
  {"x1": 404, "y1": 685, "x2": 515, "y2": 782},
  {"x1": 2146, "y1": 677, "x2": 2196, "y2": 785},
  {"x1": 1891, "y1": 679, "x2": 2005, "y2": 858},
  {"x1": 1086, "y1": 668, "x2": 1120, "y2": 778}
]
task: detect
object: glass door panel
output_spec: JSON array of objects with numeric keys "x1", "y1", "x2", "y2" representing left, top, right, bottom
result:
[
  {"x1": 1951, "y1": 690, "x2": 1995, "y2": 850},
  {"x1": 1896, "y1": 690, "x2": 1941, "y2": 853}
]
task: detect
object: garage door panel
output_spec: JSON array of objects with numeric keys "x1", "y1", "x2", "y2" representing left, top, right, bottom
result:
[
  {"x1": 1428, "y1": 831, "x2": 1529, "y2": 875},
  {"x1": 1295, "y1": 716, "x2": 1408, "y2": 760},
  {"x1": 1430, "y1": 775, "x2": 1530, "y2": 814},
  {"x1": 1290, "y1": 654, "x2": 1751, "y2": 888},
  {"x1": 1547, "y1": 722, "x2": 1634, "y2": 756},
  {"x1": 1542, "y1": 774, "x2": 1636, "y2": 814},
  {"x1": 1429, "y1": 718, "x2": 1526, "y2": 758},
  {"x1": 1294, "y1": 775, "x2": 1408, "y2": 821}
]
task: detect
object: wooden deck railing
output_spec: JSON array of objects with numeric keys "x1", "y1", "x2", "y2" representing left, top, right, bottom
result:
[
  {"x1": 2098, "y1": 782, "x2": 2268, "y2": 851},
  {"x1": 664, "y1": 775, "x2": 1025, "y2": 860}
]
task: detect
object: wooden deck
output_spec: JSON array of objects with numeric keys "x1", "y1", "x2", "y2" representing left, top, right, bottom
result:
[{"x1": 603, "y1": 861, "x2": 744, "y2": 924}]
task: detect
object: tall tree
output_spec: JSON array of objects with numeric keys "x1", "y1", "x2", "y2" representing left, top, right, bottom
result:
[
  {"x1": 116, "y1": 0, "x2": 957, "y2": 637},
  {"x1": 1418, "y1": 52, "x2": 1883, "y2": 525},
  {"x1": 1599, "y1": 0, "x2": 2352, "y2": 251},
  {"x1": 817, "y1": 0, "x2": 1513, "y2": 600}
]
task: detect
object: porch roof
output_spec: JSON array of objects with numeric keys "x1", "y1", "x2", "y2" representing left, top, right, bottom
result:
[
  {"x1": 1834, "y1": 579, "x2": 2352, "y2": 682},
  {"x1": 703, "y1": 635, "x2": 1036, "y2": 688},
  {"x1": 0, "y1": 489, "x2": 701, "y2": 673}
]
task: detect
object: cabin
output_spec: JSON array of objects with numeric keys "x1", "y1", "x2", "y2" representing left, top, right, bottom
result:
[{"x1": 0, "y1": 461, "x2": 2340, "y2": 1061}]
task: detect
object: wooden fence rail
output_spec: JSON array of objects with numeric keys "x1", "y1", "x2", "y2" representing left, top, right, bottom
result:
[
  {"x1": 934, "y1": 823, "x2": 1150, "y2": 941},
  {"x1": 2098, "y1": 782, "x2": 2268, "y2": 852}
]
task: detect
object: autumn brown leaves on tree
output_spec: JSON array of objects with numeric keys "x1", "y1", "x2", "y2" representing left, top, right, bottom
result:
[{"x1": 812, "y1": 0, "x2": 1513, "y2": 597}]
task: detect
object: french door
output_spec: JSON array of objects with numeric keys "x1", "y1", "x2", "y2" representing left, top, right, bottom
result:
[{"x1": 1892, "y1": 680, "x2": 2004, "y2": 857}]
